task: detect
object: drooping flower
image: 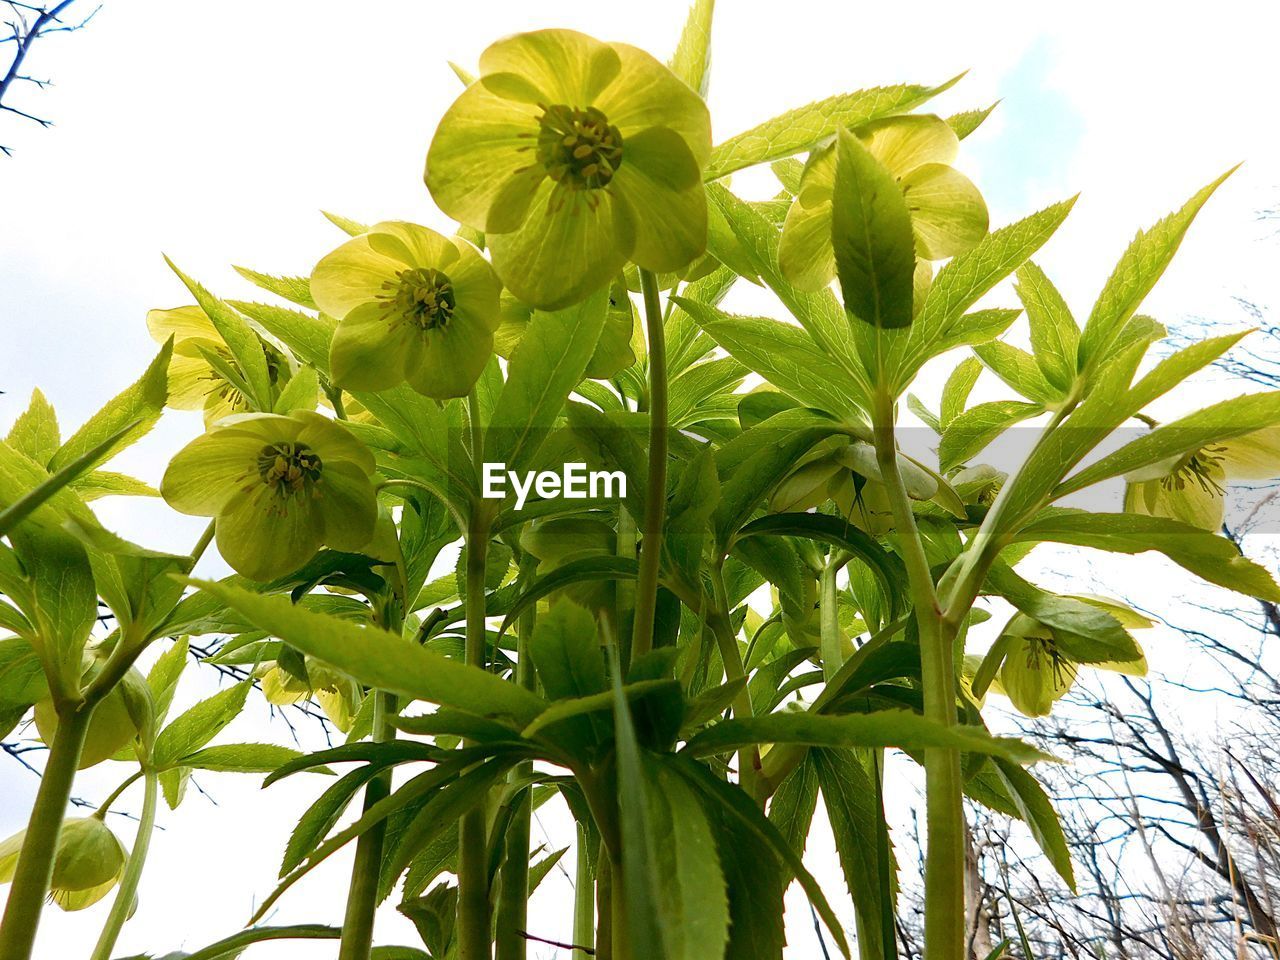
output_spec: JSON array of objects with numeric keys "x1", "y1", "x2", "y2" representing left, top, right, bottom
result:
[
  {"x1": 161, "y1": 412, "x2": 377, "y2": 580},
  {"x1": 425, "y1": 29, "x2": 712, "y2": 309},
  {"x1": 148, "y1": 305, "x2": 290, "y2": 425},
  {"x1": 0, "y1": 816, "x2": 126, "y2": 911},
  {"x1": 1124, "y1": 427, "x2": 1280, "y2": 530},
  {"x1": 993, "y1": 602, "x2": 1149, "y2": 718},
  {"x1": 311, "y1": 221, "x2": 501, "y2": 399},
  {"x1": 778, "y1": 114, "x2": 989, "y2": 291}
]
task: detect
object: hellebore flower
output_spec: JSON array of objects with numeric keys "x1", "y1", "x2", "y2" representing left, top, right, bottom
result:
[
  {"x1": 1124, "y1": 427, "x2": 1280, "y2": 530},
  {"x1": 311, "y1": 221, "x2": 501, "y2": 399},
  {"x1": 993, "y1": 603, "x2": 1149, "y2": 718},
  {"x1": 425, "y1": 28, "x2": 712, "y2": 309},
  {"x1": 148, "y1": 305, "x2": 289, "y2": 425},
  {"x1": 161, "y1": 412, "x2": 377, "y2": 581},
  {"x1": 0, "y1": 816, "x2": 126, "y2": 911},
  {"x1": 778, "y1": 114, "x2": 989, "y2": 291}
]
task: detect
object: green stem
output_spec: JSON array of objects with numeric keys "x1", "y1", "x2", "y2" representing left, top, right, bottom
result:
[
  {"x1": 871, "y1": 390, "x2": 963, "y2": 960},
  {"x1": 595, "y1": 842, "x2": 613, "y2": 960},
  {"x1": 571, "y1": 823, "x2": 595, "y2": 958},
  {"x1": 89, "y1": 767, "x2": 159, "y2": 960},
  {"x1": 0, "y1": 702, "x2": 93, "y2": 960},
  {"x1": 630, "y1": 269, "x2": 668, "y2": 662},
  {"x1": 338, "y1": 690, "x2": 396, "y2": 960},
  {"x1": 458, "y1": 510, "x2": 493, "y2": 960},
  {"x1": 819, "y1": 553, "x2": 850, "y2": 683},
  {"x1": 708, "y1": 565, "x2": 759, "y2": 802},
  {"x1": 93, "y1": 769, "x2": 143, "y2": 818},
  {"x1": 179, "y1": 925, "x2": 341, "y2": 960},
  {"x1": 495, "y1": 559, "x2": 538, "y2": 960}
]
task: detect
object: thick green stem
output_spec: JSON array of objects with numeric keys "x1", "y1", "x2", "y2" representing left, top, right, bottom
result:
[
  {"x1": 458, "y1": 512, "x2": 493, "y2": 960},
  {"x1": 338, "y1": 691, "x2": 396, "y2": 960},
  {"x1": 90, "y1": 767, "x2": 159, "y2": 960},
  {"x1": 871, "y1": 390, "x2": 963, "y2": 960},
  {"x1": 819, "y1": 553, "x2": 849, "y2": 683},
  {"x1": 595, "y1": 843, "x2": 613, "y2": 960},
  {"x1": 0, "y1": 702, "x2": 93, "y2": 960},
  {"x1": 630, "y1": 269, "x2": 667, "y2": 661},
  {"x1": 495, "y1": 560, "x2": 538, "y2": 960},
  {"x1": 571, "y1": 823, "x2": 595, "y2": 958}
]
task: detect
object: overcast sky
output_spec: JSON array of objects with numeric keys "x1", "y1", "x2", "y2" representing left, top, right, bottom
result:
[{"x1": 3, "y1": 1, "x2": 1279, "y2": 957}]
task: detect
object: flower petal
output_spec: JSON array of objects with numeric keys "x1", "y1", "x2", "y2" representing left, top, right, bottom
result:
[
  {"x1": 408, "y1": 322, "x2": 495, "y2": 400},
  {"x1": 446, "y1": 240, "x2": 503, "y2": 334},
  {"x1": 594, "y1": 42, "x2": 711, "y2": 168},
  {"x1": 166, "y1": 350, "x2": 218, "y2": 410},
  {"x1": 901, "y1": 162, "x2": 989, "y2": 260},
  {"x1": 311, "y1": 235, "x2": 400, "y2": 319},
  {"x1": 317, "y1": 460, "x2": 378, "y2": 551},
  {"x1": 367, "y1": 221, "x2": 459, "y2": 271},
  {"x1": 612, "y1": 128, "x2": 706, "y2": 272},
  {"x1": 778, "y1": 190, "x2": 836, "y2": 291},
  {"x1": 161, "y1": 430, "x2": 263, "y2": 516},
  {"x1": 329, "y1": 301, "x2": 414, "y2": 392},
  {"x1": 426, "y1": 82, "x2": 542, "y2": 232},
  {"x1": 859, "y1": 114, "x2": 958, "y2": 176},
  {"x1": 293, "y1": 411, "x2": 376, "y2": 476},
  {"x1": 147, "y1": 305, "x2": 217, "y2": 343},
  {"x1": 479, "y1": 29, "x2": 621, "y2": 106},
  {"x1": 487, "y1": 179, "x2": 634, "y2": 309},
  {"x1": 1223, "y1": 426, "x2": 1280, "y2": 479},
  {"x1": 215, "y1": 487, "x2": 324, "y2": 581}
]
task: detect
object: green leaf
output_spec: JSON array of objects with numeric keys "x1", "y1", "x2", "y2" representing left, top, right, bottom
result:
[
  {"x1": 165, "y1": 258, "x2": 272, "y2": 410},
  {"x1": 831, "y1": 128, "x2": 916, "y2": 331},
  {"x1": 6, "y1": 389, "x2": 59, "y2": 465},
  {"x1": 898, "y1": 197, "x2": 1076, "y2": 388},
  {"x1": 1012, "y1": 510, "x2": 1280, "y2": 603},
  {"x1": 947, "y1": 102, "x2": 998, "y2": 140},
  {"x1": 154, "y1": 680, "x2": 252, "y2": 769},
  {"x1": 49, "y1": 341, "x2": 171, "y2": 473},
  {"x1": 941, "y1": 356, "x2": 983, "y2": 429},
  {"x1": 705, "y1": 76, "x2": 961, "y2": 180},
  {"x1": 498, "y1": 556, "x2": 639, "y2": 636},
  {"x1": 180, "y1": 742, "x2": 307, "y2": 773},
  {"x1": 668, "y1": 0, "x2": 715, "y2": 98},
  {"x1": 274, "y1": 366, "x2": 319, "y2": 414},
  {"x1": 677, "y1": 299, "x2": 866, "y2": 421},
  {"x1": 232, "y1": 266, "x2": 318, "y2": 311},
  {"x1": 1059, "y1": 390, "x2": 1280, "y2": 498},
  {"x1": 645, "y1": 756, "x2": 731, "y2": 960},
  {"x1": 973, "y1": 342, "x2": 1059, "y2": 403},
  {"x1": 9, "y1": 526, "x2": 97, "y2": 696},
  {"x1": 814, "y1": 748, "x2": 896, "y2": 960},
  {"x1": 992, "y1": 758, "x2": 1075, "y2": 890},
  {"x1": 230, "y1": 300, "x2": 336, "y2": 375},
  {"x1": 70, "y1": 471, "x2": 158, "y2": 501},
  {"x1": 322, "y1": 210, "x2": 370, "y2": 237},
  {"x1": 685, "y1": 710, "x2": 1050, "y2": 764},
  {"x1": 0, "y1": 426, "x2": 128, "y2": 539},
  {"x1": 281, "y1": 765, "x2": 382, "y2": 875},
  {"x1": 664, "y1": 446, "x2": 719, "y2": 590},
  {"x1": 985, "y1": 564, "x2": 1139, "y2": 664},
  {"x1": 188, "y1": 579, "x2": 547, "y2": 725},
  {"x1": 1079, "y1": 168, "x2": 1236, "y2": 371},
  {"x1": 1016, "y1": 262, "x2": 1078, "y2": 392},
  {"x1": 939, "y1": 400, "x2": 1044, "y2": 473},
  {"x1": 146, "y1": 636, "x2": 189, "y2": 726},
  {"x1": 487, "y1": 289, "x2": 610, "y2": 474}
]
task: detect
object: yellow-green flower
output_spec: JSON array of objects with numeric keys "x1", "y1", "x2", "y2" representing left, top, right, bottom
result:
[
  {"x1": 778, "y1": 114, "x2": 989, "y2": 291},
  {"x1": 425, "y1": 28, "x2": 712, "y2": 309},
  {"x1": 161, "y1": 412, "x2": 377, "y2": 580},
  {"x1": 993, "y1": 602, "x2": 1149, "y2": 718},
  {"x1": 148, "y1": 305, "x2": 289, "y2": 425},
  {"x1": 1124, "y1": 427, "x2": 1280, "y2": 530},
  {"x1": 0, "y1": 817, "x2": 126, "y2": 911},
  {"x1": 311, "y1": 222, "x2": 501, "y2": 399}
]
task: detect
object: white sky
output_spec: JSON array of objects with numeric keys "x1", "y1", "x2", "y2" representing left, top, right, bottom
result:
[{"x1": 3, "y1": 1, "x2": 1280, "y2": 957}]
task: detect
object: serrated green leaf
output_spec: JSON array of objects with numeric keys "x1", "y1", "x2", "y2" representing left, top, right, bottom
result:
[
  {"x1": 992, "y1": 758, "x2": 1075, "y2": 890},
  {"x1": 71, "y1": 471, "x2": 159, "y2": 501},
  {"x1": 322, "y1": 210, "x2": 370, "y2": 237},
  {"x1": 939, "y1": 400, "x2": 1044, "y2": 472},
  {"x1": 154, "y1": 680, "x2": 252, "y2": 769},
  {"x1": 1016, "y1": 262, "x2": 1078, "y2": 392},
  {"x1": 232, "y1": 266, "x2": 318, "y2": 311},
  {"x1": 180, "y1": 742, "x2": 306, "y2": 773},
  {"x1": 973, "y1": 341, "x2": 1060, "y2": 403},
  {"x1": 947, "y1": 102, "x2": 998, "y2": 140},
  {"x1": 230, "y1": 300, "x2": 336, "y2": 375},
  {"x1": 941, "y1": 356, "x2": 983, "y2": 429},
  {"x1": 668, "y1": 0, "x2": 715, "y2": 98},
  {"x1": 706, "y1": 76, "x2": 960, "y2": 181},
  {"x1": 6, "y1": 388, "x2": 59, "y2": 465}
]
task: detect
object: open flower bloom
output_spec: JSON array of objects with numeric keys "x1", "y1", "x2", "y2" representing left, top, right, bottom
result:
[
  {"x1": 1124, "y1": 427, "x2": 1280, "y2": 530},
  {"x1": 426, "y1": 29, "x2": 712, "y2": 309},
  {"x1": 148, "y1": 305, "x2": 289, "y2": 425},
  {"x1": 778, "y1": 114, "x2": 989, "y2": 291},
  {"x1": 993, "y1": 603, "x2": 1149, "y2": 718},
  {"x1": 311, "y1": 221, "x2": 501, "y2": 399},
  {"x1": 0, "y1": 816, "x2": 126, "y2": 911},
  {"x1": 161, "y1": 412, "x2": 377, "y2": 580}
]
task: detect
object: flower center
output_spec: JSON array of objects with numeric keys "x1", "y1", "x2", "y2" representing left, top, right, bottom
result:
[
  {"x1": 1026, "y1": 637, "x2": 1075, "y2": 687},
  {"x1": 536, "y1": 104, "x2": 624, "y2": 190},
  {"x1": 1161, "y1": 445, "x2": 1227, "y2": 495},
  {"x1": 380, "y1": 267, "x2": 456, "y2": 331},
  {"x1": 257, "y1": 442, "x2": 323, "y2": 498}
]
